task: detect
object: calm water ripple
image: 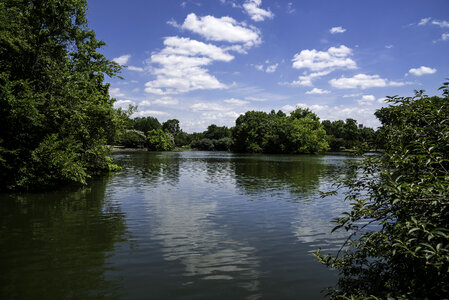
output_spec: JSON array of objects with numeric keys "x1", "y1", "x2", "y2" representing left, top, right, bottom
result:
[{"x1": 0, "y1": 151, "x2": 357, "y2": 299}]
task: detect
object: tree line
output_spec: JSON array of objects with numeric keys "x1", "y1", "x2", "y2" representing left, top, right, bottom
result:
[{"x1": 115, "y1": 108, "x2": 382, "y2": 154}]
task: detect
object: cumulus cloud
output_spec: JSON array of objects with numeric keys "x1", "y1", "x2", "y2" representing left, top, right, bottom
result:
[
  {"x1": 408, "y1": 66, "x2": 437, "y2": 76},
  {"x1": 329, "y1": 26, "x2": 346, "y2": 34},
  {"x1": 128, "y1": 66, "x2": 144, "y2": 72},
  {"x1": 418, "y1": 17, "x2": 431, "y2": 26},
  {"x1": 112, "y1": 54, "x2": 131, "y2": 65},
  {"x1": 292, "y1": 45, "x2": 356, "y2": 72},
  {"x1": 109, "y1": 87, "x2": 125, "y2": 98},
  {"x1": 181, "y1": 13, "x2": 261, "y2": 48},
  {"x1": 243, "y1": 0, "x2": 274, "y2": 22},
  {"x1": 152, "y1": 97, "x2": 179, "y2": 106},
  {"x1": 442, "y1": 33, "x2": 449, "y2": 40},
  {"x1": 224, "y1": 98, "x2": 249, "y2": 105},
  {"x1": 305, "y1": 88, "x2": 331, "y2": 95},
  {"x1": 145, "y1": 37, "x2": 233, "y2": 95},
  {"x1": 288, "y1": 70, "x2": 332, "y2": 87},
  {"x1": 357, "y1": 95, "x2": 376, "y2": 105},
  {"x1": 191, "y1": 102, "x2": 230, "y2": 112},
  {"x1": 114, "y1": 99, "x2": 136, "y2": 109},
  {"x1": 133, "y1": 110, "x2": 169, "y2": 117},
  {"x1": 432, "y1": 20, "x2": 449, "y2": 28},
  {"x1": 266, "y1": 63, "x2": 278, "y2": 73},
  {"x1": 329, "y1": 74, "x2": 410, "y2": 89}
]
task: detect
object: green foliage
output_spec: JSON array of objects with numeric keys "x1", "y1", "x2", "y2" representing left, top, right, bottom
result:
[
  {"x1": 0, "y1": 0, "x2": 121, "y2": 190},
  {"x1": 132, "y1": 116, "x2": 161, "y2": 134},
  {"x1": 147, "y1": 129, "x2": 174, "y2": 151},
  {"x1": 214, "y1": 137, "x2": 233, "y2": 151},
  {"x1": 191, "y1": 138, "x2": 214, "y2": 151},
  {"x1": 232, "y1": 108, "x2": 329, "y2": 154},
  {"x1": 174, "y1": 131, "x2": 192, "y2": 147},
  {"x1": 162, "y1": 119, "x2": 180, "y2": 135},
  {"x1": 316, "y1": 83, "x2": 449, "y2": 299},
  {"x1": 321, "y1": 119, "x2": 376, "y2": 151},
  {"x1": 204, "y1": 124, "x2": 231, "y2": 140},
  {"x1": 119, "y1": 129, "x2": 146, "y2": 148}
]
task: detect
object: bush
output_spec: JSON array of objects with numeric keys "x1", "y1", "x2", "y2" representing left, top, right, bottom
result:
[{"x1": 316, "y1": 83, "x2": 449, "y2": 299}]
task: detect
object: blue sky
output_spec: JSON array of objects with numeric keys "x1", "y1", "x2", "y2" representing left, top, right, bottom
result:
[{"x1": 87, "y1": 0, "x2": 449, "y2": 132}]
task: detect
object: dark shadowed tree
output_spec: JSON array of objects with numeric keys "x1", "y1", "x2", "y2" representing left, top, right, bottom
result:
[{"x1": 0, "y1": 0, "x2": 122, "y2": 190}]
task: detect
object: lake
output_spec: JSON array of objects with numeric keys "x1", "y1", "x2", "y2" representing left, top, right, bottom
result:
[{"x1": 0, "y1": 151, "x2": 356, "y2": 300}]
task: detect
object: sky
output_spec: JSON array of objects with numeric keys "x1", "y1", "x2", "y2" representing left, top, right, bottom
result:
[{"x1": 87, "y1": 0, "x2": 449, "y2": 132}]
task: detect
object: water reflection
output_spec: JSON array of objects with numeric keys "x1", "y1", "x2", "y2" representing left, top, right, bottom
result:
[
  {"x1": 0, "y1": 151, "x2": 355, "y2": 300},
  {"x1": 141, "y1": 159, "x2": 261, "y2": 298},
  {"x1": 232, "y1": 154, "x2": 328, "y2": 199},
  {"x1": 0, "y1": 177, "x2": 126, "y2": 300}
]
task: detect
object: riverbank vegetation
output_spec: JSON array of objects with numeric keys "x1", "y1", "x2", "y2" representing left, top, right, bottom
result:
[
  {"x1": 0, "y1": 0, "x2": 124, "y2": 191},
  {"x1": 316, "y1": 83, "x2": 449, "y2": 299},
  {"x1": 115, "y1": 108, "x2": 380, "y2": 154}
]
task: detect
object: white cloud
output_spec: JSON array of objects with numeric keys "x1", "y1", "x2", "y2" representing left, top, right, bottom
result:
[
  {"x1": 245, "y1": 96, "x2": 266, "y2": 101},
  {"x1": 133, "y1": 110, "x2": 169, "y2": 117},
  {"x1": 254, "y1": 64, "x2": 264, "y2": 71},
  {"x1": 266, "y1": 63, "x2": 278, "y2": 73},
  {"x1": 305, "y1": 88, "x2": 330, "y2": 95},
  {"x1": 191, "y1": 102, "x2": 230, "y2": 112},
  {"x1": 385, "y1": 44, "x2": 394, "y2": 49},
  {"x1": 181, "y1": 13, "x2": 261, "y2": 48},
  {"x1": 289, "y1": 70, "x2": 331, "y2": 87},
  {"x1": 112, "y1": 54, "x2": 131, "y2": 65},
  {"x1": 357, "y1": 95, "x2": 376, "y2": 105},
  {"x1": 152, "y1": 97, "x2": 179, "y2": 106},
  {"x1": 162, "y1": 36, "x2": 234, "y2": 61},
  {"x1": 418, "y1": 17, "x2": 431, "y2": 26},
  {"x1": 114, "y1": 99, "x2": 135, "y2": 109},
  {"x1": 145, "y1": 37, "x2": 233, "y2": 95},
  {"x1": 442, "y1": 33, "x2": 449, "y2": 40},
  {"x1": 329, "y1": 26, "x2": 346, "y2": 34},
  {"x1": 128, "y1": 66, "x2": 144, "y2": 72},
  {"x1": 109, "y1": 87, "x2": 125, "y2": 98},
  {"x1": 292, "y1": 45, "x2": 356, "y2": 72},
  {"x1": 432, "y1": 19, "x2": 449, "y2": 28},
  {"x1": 408, "y1": 66, "x2": 437, "y2": 76},
  {"x1": 329, "y1": 74, "x2": 410, "y2": 89},
  {"x1": 286, "y1": 2, "x2": 296, "y2": 14},
  {"x1": 224, "y1": 98, "x2": 249, "y2": 105},
  {"x1": 343, "y1": 93, "x2": 362, "y2": 98},
  {"x1": 243, "y1": 0, "x2": 274, "y2": 22},
  {"x1": 139, "y1": 100, "x2": 152, "y2": 107}
]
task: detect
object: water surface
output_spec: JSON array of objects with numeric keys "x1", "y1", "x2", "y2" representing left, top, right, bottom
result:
[{"x1": 0, "y1": 151, "x2": 354, "y2": 299}]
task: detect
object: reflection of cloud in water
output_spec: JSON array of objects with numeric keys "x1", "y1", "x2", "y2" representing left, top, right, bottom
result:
[
  {"x1": 143, "y1": 171, "x2": 260, "y2": 296},
  {"x1": 291, "y1": 157, "x2": 355, "y2": 252}
]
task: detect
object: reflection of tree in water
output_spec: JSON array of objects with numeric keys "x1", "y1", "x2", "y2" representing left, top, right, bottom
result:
[
  {"x1": 232, "y1": 154, "x2": 328, "y2": 198},
  {"x1": 113, "y1": 152, "x2": 181, "y2": 187},
  {"x1": 0, "y1": 176, "x2": 126, "y2": 300}
]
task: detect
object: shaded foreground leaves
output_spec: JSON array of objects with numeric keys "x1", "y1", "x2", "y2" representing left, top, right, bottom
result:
[{"x1": 316, "y1": 81, "x2": 449, "y2": 299}]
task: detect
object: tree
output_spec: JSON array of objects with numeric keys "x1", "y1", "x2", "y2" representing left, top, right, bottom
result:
[
  {"x1": 119, "y1": 129, "x2": 146, "y2": 148},
  {"x1": 162, "y1": 119, "x2": 180, "y2": 135},
  {"x1": 232, "y1": 109, "x2": 328, "y2": 154},
  {"x1": 0, "y1": 0, "x2": 121, "y2": 190},
  {"x1": 132, "y1": 116, "x2": 161, "y2": 134},
  {"x1": 204, "y1": 124, "x2": 231, "y2": 140},
  {"x1": 147, "y1": 129, "x2": 173, "y2": 151},
  {"x1": 316, "y1": 83, "x2": 449, "y2": 299}
]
